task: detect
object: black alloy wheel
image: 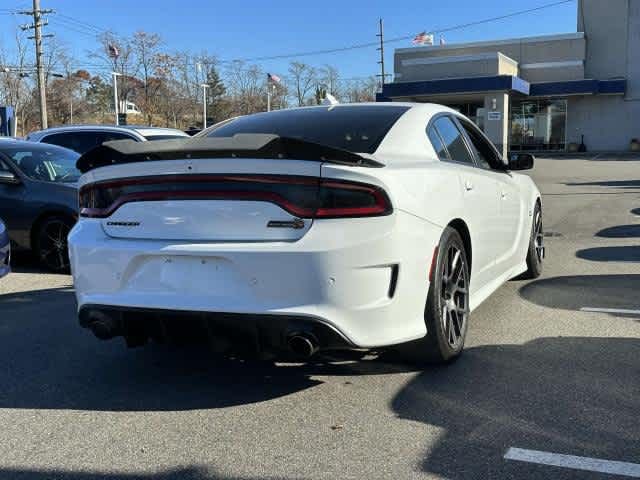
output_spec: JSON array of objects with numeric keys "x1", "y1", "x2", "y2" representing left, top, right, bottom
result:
[{"x1": 36, "y1": 216, "x2": 73, "y2": 273}]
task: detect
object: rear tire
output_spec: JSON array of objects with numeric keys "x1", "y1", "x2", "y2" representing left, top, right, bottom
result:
[
  {"x1": 521, "y1": 202, "x2": 544, "y2": 279},
  {"x1": 399, "y1": 226, "x2": 470, "y2": 364},
  {"x1": 34, "y1": 215, "x2": 73, "y2": 273}
]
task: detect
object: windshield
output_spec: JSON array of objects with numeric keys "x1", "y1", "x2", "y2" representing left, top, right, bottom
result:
[
  {"x1": 2, "y1": 144, "x2": 81, "y2": 183},
  {"x1": 205, "y1": 106, "x2": 410, "y2": 154}
]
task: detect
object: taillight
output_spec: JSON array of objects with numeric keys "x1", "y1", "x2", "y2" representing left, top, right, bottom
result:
[
  {"x1": 316, "y1": 180, "x2": 391, "y2": 218},
  {"x1": 79, "y1": 175, "x2": 392, "y2": 219}
]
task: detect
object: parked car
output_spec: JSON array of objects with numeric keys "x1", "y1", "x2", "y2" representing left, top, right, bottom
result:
[
  {"x1": 69, "y1": 103, "x2": 543, "y2": 364},
  {"x1": 0, "y1": 140, "x2": 79, "y2": 272},
  {"x1": 0, "y1": 218, "x2": 9, "y2": 278},
  {"x1": 26, "y1": 125, "x2": 189, "y2": 154}
]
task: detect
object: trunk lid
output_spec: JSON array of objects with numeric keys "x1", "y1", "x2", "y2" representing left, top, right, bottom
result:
[{"x1": 84, "y1": 158, "x2": 321, "y2": 242}]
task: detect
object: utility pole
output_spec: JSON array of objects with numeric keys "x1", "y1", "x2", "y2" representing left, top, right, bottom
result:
[
  {"x1": 112, "y1": 72, "x2": 121, "y2": 125},
  {"x1": 19, "y1": 0, "x2": 54, "y2": 129},
  {"x1": 376, "y1": 18, "x2": 390, "y2": 91},
  {"x1": 201, "y1": 83, "x2": 209, "y2": 128}
]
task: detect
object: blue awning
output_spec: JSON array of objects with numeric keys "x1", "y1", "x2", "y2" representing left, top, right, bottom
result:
[
  {"x1": 378, "y1": 75, "x2": 626, "y2": 101},
  {"x1": 529, "y1": 79, "x2": 626, "y2": 96},
  {"x1": 380, "y1": 75, "x2": 530, "y2": 99}
]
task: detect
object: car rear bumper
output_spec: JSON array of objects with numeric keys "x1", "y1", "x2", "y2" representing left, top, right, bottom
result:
[
  {"x1": 69, "y1": 213, "x2": 441, "y2": 348},
  {"x1": 78, "y1": 304, "x2": 354, "y2": 355}
]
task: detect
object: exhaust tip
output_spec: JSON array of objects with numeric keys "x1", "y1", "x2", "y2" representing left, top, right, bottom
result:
[
  {"x1": 85, "y1": 311, "x2": 120, "y2": 340},
  {"x1": 287, "y1": 333, "x2": 319, "y2": 358}
]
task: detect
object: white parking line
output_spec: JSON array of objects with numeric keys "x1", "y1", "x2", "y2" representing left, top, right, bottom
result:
[
  {"x1": 580, "y1": 307, "x2": 640, "y2": 316},
  {"x1": 504, "y1": 448, "x2": 640, "y2": 477}
]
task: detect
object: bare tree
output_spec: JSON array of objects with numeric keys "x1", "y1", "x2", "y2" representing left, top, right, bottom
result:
[
  {"x1": 90, "y1": 32, "x2": 135, "y2": 116},
  {"x1": 0, "y1": 33, "x2": 33, "y2": 134},
  {"x1": 288, "y1": 61, "x2": 316, "y2": 106},
  {"x1": 319, "y1": 64, "x2": 341, "y2": 100},
  {"x1": 131, "y1": 30, "x2": 162, "y2": 124},
  {"x1": 225, "y1": 61, "x2": 267, "y2": 115},
  {"x1": 345, "y1": 76, "x2": 378, "y2": 103}
]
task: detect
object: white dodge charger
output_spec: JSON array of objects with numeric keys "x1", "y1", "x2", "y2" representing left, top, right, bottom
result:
[{"x1": 69, "y1": 103, "x2": 544, "y2": 363}]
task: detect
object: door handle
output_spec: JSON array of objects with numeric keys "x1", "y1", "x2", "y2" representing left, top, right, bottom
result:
[
  {"x1": 464, "y1": 180, "x2": 474, "y2": 191},
  {"x1": 501, "y1": 191, "x2": 507, "y2": 200}
]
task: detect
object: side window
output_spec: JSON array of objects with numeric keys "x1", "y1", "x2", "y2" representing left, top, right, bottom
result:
[
  {"x1": 97, "y1": 132, "x2": 135, "y2": 144},
  {"x1": 458, "y1": 120, "x2": 502, "y2": 170},
  {"x1": 433, "y1": 117, "x2": 475, "y2": 165},
  {"x1": 0, "y1": 159, "x2": 10, "y2": 172},
  {"x1": 41, "y1": 133, "x2": 76, "y2": 151},
  {"x1": 42, "y1": 131, "x2": 134, "y2": 155},
  {"x1": 427, "y1": 126, "x2": 450, "y2": 161}
]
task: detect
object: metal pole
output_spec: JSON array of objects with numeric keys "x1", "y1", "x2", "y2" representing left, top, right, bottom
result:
[
  {"x1": 112, "y1": 72, "x2": 119, "y2": 125},
  {"x1": 202, "y1": 84, "x2": 208, "y2": 128},
  {"x1": 33, "y1": 0, "x2": 48, "y2": 129},
  {"x1": 200, "y1": 84, "x2": 209, "y2": 129},
  {"x1": 376, "y1": 18, "x2": 388, "y2": 91},
  {"x1": 267, "y1": 87, "x2": 271, "y2": 112},
  {"x1": 70, "y1": 96, "x2": 73, "y2": 124}
]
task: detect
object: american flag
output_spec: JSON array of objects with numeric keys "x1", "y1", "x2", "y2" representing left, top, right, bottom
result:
[
  {"x1": 107, "y1": 44, "x2": 120, "y2": 59},
  {"x1": 267, "y1": 73, "x2": 281, "y2": 84},
  {"x1": 412, "y1": 32, "x2": 434, "y2": 46}
]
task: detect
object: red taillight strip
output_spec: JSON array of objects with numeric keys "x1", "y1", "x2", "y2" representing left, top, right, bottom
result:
[
  {"x1": 81, "y1": 190, "x2": 316, "y2": 219},
  {"x1": 79, "y1": 174, "x2": 392, "y2": 219},
  {"x1": 78, "y1": 174, "x2": 319, "y2": 195}
]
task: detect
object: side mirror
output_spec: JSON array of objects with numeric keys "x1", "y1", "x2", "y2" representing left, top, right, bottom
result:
[
  {"x1": 508, "y1": 153, "x2": 535, "y2": 171},
  {"x1": 0, "y1": 171, "x2": 20, "y2": 185}
]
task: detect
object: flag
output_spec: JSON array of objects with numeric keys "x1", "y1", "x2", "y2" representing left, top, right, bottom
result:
[
  {"x1": 439, "y1": 36, "x2": 446, "y2": 46},
  {"x1": 412, "y1": 32, "x2": 434, "y2": 46},
  {"x1": 267, "y1": 73, "x2": 281, "y2": 84},
  {"x1": 107, "y1": 44, "x2": 120, "y2": 59}
]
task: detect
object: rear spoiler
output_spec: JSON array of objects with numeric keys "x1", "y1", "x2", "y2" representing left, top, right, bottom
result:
[{"x1": 76, "y1": 133, "x2": 383, "y2": 173}]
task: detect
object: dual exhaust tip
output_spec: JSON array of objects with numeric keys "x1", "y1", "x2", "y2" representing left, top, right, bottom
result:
[{"x1": 83, "y1": 309, "x2": 321, "y2": 359}]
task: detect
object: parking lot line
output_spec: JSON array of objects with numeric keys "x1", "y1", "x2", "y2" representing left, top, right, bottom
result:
[
  {"x1": 580, "y1": 307, "x2": 640, "y2": 316},
  {"x1": 504, "y1": 448, "x2": 640, "y2": 478}
]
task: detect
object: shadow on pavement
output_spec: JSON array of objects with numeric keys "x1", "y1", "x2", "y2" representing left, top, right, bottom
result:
[
  {"x1": 564, "y1": 179, "x2": 640, "y2": 189},
  {"x1": 596, "y1": 224, "x2": 640, "y2": 238},
  {"x1": 0, "y1": 287, "x2": 415, "y2": 412},
  {"x1": 7, "y1": 250, "x2": 56, "y2": 275},
  {"x1": 576, "y1": 246, "x2": 640, "y2": 262},
  {"x1": 0, "y1": 467, "x2": 275, "y2": 480},
  {"x1": 392, "y1": 337, "x2": 640, "y2": 479},
  {"x1": 519, "y1": 274, "x2": 640, "y2": 314}
]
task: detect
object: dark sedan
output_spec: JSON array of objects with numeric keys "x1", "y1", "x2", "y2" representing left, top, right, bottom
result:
[
  {"x1": 0, "y1": 140, "x2": 79, "y2": 272},
  {"x1": 0, "y1": 218, "x2": 9, "y2": 278}
]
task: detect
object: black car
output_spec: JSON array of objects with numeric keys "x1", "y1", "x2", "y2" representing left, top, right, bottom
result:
[{"x1": 0, "y1": 140, "x2": 79, "y2": 272}]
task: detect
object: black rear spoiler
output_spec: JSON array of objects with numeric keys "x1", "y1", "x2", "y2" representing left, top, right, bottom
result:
[{"x1": 76, "y1": 134, "x2": 383, "y2": 173}]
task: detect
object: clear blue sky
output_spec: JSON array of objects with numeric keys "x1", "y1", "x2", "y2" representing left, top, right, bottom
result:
[{"x1": 1, "y1": 0, "x2": 578, "y2": 80}]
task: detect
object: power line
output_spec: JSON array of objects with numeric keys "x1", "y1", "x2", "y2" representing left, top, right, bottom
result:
[
  {"x1": 214, "y1": 0, "x2": 575, "y2": 63},
  {"x1": 7, "y1": 0, "x2": 576, "y2": 74}
]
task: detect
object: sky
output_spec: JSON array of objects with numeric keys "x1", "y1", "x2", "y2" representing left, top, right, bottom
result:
[{"x1": 0, "y1": 0, "x2": 578, "y2": 81}]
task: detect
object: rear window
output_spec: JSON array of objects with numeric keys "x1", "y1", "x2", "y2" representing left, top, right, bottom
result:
[
  {"x1": 42, "y1": 131, "x2": 135, "y2": 154},
  {"x1": 206, "y1": 106, "x2": 410, "y2": 154}
]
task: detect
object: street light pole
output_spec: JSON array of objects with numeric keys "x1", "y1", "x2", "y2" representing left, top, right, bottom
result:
[
  {"x1": 112, "y1": 71, "x2": 121, "y2": 125},
  {"x1": 201, "y1": 83, "x2": 209, "y2": 129}
]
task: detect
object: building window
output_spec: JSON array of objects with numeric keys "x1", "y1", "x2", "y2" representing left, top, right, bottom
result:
[
  {"x1": 447, "y1": 102, "x2": 485, "y2": 131},
  {"x1": 510, "y1": 99, "x2": 567, "y2": 151}
]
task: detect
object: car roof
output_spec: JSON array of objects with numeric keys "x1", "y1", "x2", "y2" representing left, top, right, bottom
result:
[
  {"x1": 26, "y1": 125, "x2": 189, "y2": 140},
  {"x1": 262, "y1": 101, "x2": 456, "y2": 115}
]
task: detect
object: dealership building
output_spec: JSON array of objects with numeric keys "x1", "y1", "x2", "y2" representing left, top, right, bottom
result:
[{"x1": 378, "y1": 0, "x2": 640, "y2": 155}]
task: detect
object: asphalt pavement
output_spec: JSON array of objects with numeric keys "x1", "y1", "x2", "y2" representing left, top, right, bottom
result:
[{"x1": 0, "y1": 156, "x2": 638, "y2": 479}]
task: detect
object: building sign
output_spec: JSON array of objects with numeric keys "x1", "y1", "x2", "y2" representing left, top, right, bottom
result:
[{"x1": 487, "y1": 111, "x2": 502, "y2": 121}]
